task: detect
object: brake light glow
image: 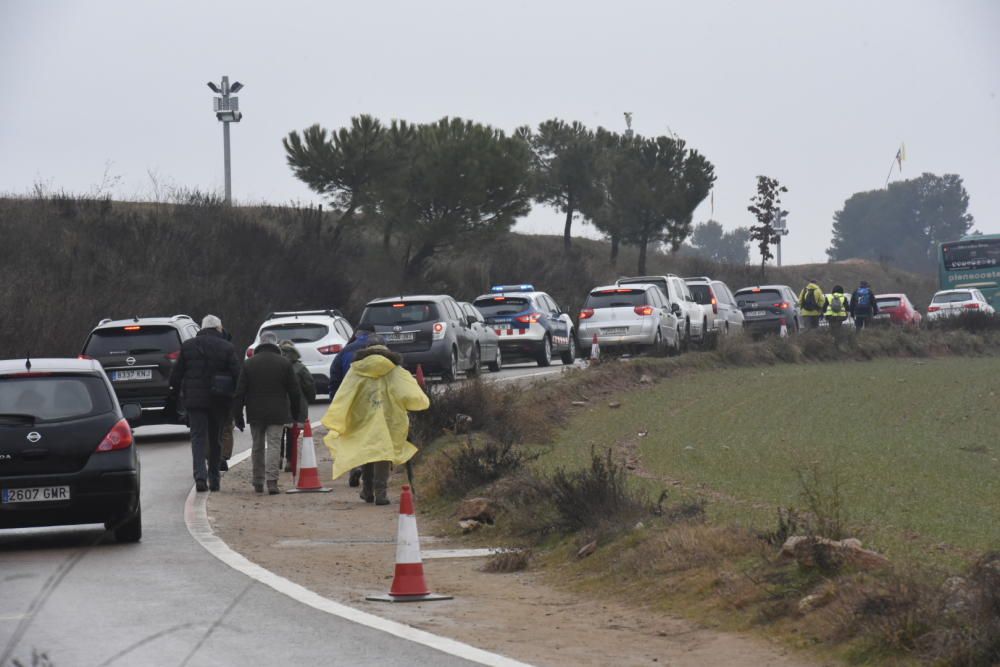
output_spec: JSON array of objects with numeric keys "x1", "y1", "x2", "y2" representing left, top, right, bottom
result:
[
  {"x1": 246, "y1": 346, "x2": 255, "y2": 358},
  {"x1": 124, "y1": 326, "x2": 141, "y2": 331},
  {"x1": 710, "y1": 292, "x2": 718, "y2": 315},
  {"x1": 432, "y1": 321, "x2": 447, "y2": 340},
  {"x1": 773, "y1": 302, "x2": 790, "y2": 310},
  {"x1": 78, "y1": 354, "x2": 93, "y2": 360},
  {"x1": 633, "y1": 305, "x2": 654, "y2": 316},
  {"x1": 166, "y1": 351, "x2": 180, "y2": 360},
  {"x1": 96, "y1": 418, "x2": 133, "y2": 453},
  {"x1": 964, "y1": 302, "x2": 980, "y2": 310},
  {"x1": 579, "y1": 308, "x2": 595, "y2": 320},
  {"x1": 318, "y1": 344, "x2": 343, "y2": 355},
  {"x1": 515, "y1": 312, "x2": 542, "y2": 324},
  {"x1": 927, "y1": 306, "x2": 940, "y2": 312},
  {"x1": 392, "y1": 303, "x2": 406, "y2": 308},
  {"x1": 493, "y1": 297, "x2": 506, "y2": 301}
]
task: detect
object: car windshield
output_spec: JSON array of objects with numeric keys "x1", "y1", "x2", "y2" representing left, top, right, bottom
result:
[
  {"x1": 0, "y1": 375, "x2": 114, "y2": 423},
  {"x1": 735, "y1": 290, "x2": 782, "y2": 306},
  {"x1": 585, "y1": 289, "x2": 648, "y2": 308},
  {"x1": 262, "y1": 323, "x2": 329, "y2": 343},
  {"x1": 687, "y1": 284, "x2": 713, "y2": 305},
  {"x1": 360, "y1": 302, "x2": 440, "y2": 326},
  {"x1": 473, "y1": 296, "x2": 531, "y2": 316},
  {"x1": 932, "y1": 291, "x2": 973, "y2": 304},
  {"x1": 877, "y1": 298, "x2": 902, "y2": 309},
  {"x1": 84, "y1": 326, "x2": 181, "y2": 356}
]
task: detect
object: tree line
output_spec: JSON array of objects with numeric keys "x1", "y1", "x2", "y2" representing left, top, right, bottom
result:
[{"x1": 284, "y1": 116, "x2": 716, "y2": 276}]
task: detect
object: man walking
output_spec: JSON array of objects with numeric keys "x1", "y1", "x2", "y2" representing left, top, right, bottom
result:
[
  {"x1": 850, "y1": 280, "x2": 880, "y2": 331},
  {"x1": 329, "y1": 329, "x2": 382, "y2": 488},
  {"x1": 169, "y1": 315, "x2": 241, "y2": 493},
  {"x1": 279, "y1": 340, "x2": 317, "y2": 473},
  {"x1": 825, "y1": 285, "x2": 850, "y2": 332},
  {"x1": 233, "y1": 333, "x2": 304, "y2": 495},
  {"x1": 798, "y1": 279, "x2": 827, "y2": 329}
]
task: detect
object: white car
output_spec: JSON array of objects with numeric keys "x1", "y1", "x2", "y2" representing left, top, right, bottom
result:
[
  {"x1": 247, "y1": 310, "x2": 354, "y2": 394},
  {"x1": 616, "y1": 275, "x2": 704, "y2": 347},
  {"x1": 684, "y1": 276, "x2": 745, "y2": 341},
  {"x1": 926, "y1": 289, "x2": 996, "y2": 321},
  {"x1": 577, "y1": 283, "x2": 682, "y2": 354}
]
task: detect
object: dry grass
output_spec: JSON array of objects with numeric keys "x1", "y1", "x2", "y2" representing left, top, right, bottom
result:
[{"x1": 481, "y1": 549, "x2": 531, "y2": 573}]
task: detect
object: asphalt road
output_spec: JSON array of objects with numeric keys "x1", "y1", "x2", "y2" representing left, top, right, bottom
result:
[{"x1": 0, "y1": 360, "x2": 566, "y2": 667}]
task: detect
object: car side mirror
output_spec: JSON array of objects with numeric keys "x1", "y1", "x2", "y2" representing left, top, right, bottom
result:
[
  {"x1": 122, "y1": 403, "x2": 142, "y2": 427},
  {"x1": 671, "y1": 303, "x2": 682, "y2": 315},
  {"x1": 466, "y1": 315, "x2": 478, "y2": 327}
]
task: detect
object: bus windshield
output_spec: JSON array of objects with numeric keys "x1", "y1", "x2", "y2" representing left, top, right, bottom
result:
[
  {"x1": 939, "y1": 236, "x2": 1000, "y2": 309},
  {"x1": 941, "y1": 239, "x2": 1000, "y2": 272}
]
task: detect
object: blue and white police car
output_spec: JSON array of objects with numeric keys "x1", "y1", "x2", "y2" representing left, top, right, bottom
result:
[{"x1": 472, "y1": 285, "x2": 576, "y2": 366}]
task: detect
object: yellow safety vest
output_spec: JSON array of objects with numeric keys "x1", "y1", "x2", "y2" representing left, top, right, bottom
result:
[{"x1": 825, "y1": 293, "x2": 848, "y2": 318}]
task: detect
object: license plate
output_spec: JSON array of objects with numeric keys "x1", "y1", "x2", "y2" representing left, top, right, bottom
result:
[
  {"x1": 2, "y1": 486, "x2": 71, "y2": 504},
  {"x1": 384, "y1": 333, "x2": 415, "y2": 344},
  {"x1": 874, "y1": 314, "x2": 890, "y2": 320},
  {"x1": 746, "y1": 310, "x2": 768, "y2": 318},
  {"x1": 112, "y1": 369, "x2": 152, "y2": 382},
  {"x1": 601, "y1": 327, "x2": 628, "y2": 335}
]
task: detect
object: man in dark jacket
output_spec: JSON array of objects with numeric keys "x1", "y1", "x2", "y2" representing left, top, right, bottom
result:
[
  {"x1": 233, "y1": 334, "x2": 304, "y2": 495},
  {"x1": 169, "y1": 315, "x2": 241, "y2": 493},
  {"x1": 279, "y1": 340, "x2": 317, "y2": 473},
  {"x1": 850, "y1": 280, "x2": 880, "y2": 331}
]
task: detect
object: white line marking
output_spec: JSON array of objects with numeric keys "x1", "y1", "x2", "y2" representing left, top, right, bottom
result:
[
  {"x1": 0, "y1": 614, "x2": 27, "y2": 622},
  {"x1": 422, "y1": 548, "x2": 501, "y2": 560},
  {"x1": 188, "y1": 443, "x2": 532, "y2": 667}
]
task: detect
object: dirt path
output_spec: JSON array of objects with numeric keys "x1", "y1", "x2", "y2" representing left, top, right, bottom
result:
[{"x1": 208, "y1": 448, "x2": 826, "y2": 667}]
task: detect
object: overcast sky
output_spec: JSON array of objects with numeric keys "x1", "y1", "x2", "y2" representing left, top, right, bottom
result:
[{"x1": 1, "y1": 0, "x2": 997, "y2": 264}]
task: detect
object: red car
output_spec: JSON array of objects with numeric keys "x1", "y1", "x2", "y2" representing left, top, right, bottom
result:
[{"x1": 874, "y1": 293, "x2": 923, "y2": 326}]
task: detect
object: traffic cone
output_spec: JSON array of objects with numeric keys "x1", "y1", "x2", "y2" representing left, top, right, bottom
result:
[
  {"x1": 366, "y1": 485, "x2": 453, "y2": 603},
  {"x1": 286, "y1": 421, "x2": 332, "y2": 494},
  {"x1": 590, "y1": 334, "x2": 601, "y2": 361},
  {"x1": 779, "y1": 317, "x2": 789, "y2": 338},
  {"x1": 415, "y1": 363, "x2": 426, "y2": 390}
]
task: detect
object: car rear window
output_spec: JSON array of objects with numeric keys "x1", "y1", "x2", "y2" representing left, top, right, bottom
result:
[
  {"x1": 585, "y1": 289, "x2": 649, "y2": 308},
  {"x1": 876, "y1": 298, "x2": 902, "y2": 309},
  {"x1": 734, "y1": 289, "x2": 782, "y2": 306},
  {"x1": 360, "y1": 302, "x2": 440, "y2": 326},
  {"x1": 473, "y1": 296, "x2": 531, "y2": 316},
  {"x1": 932, "y1": 291, "x2": 972, "y2": 304},
  {"x1": 262, "y1": 323, "x2": 329, "y2": 343},
  {"x1": 687, "y1": 284, "x2": 714, "y2": 305},
  {"x1": 84, "y1": 326, "x2": 181, "y2": 357},
  {"x1": 0, "y1": 375, "x2": 114, "y2": 424}
]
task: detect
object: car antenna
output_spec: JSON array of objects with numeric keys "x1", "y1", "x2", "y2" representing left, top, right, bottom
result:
[
  {"x1": 133, "y1": 316, "x2": 140, "y2": 323},
  {"x1": 25, "y1": 354, "x2": 31, "y2": 372}
]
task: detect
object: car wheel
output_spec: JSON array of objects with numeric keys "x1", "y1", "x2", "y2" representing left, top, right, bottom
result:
[
  {"x1": 113, "y1": 504, "x2": 142, "y2": 543},
  {"x1": 680, "y1": 321, "x2": 690, "y2": 352},
  {"x1": 650, "y1": 330, "x2": 663, "y2": 355},
  {"x1": 467, "y1": 345, "x2": 481, "y2": 377},
  {"x1": 488, "y1": 346, "x2": 503, "y2": 372},
  {"x1": 559, "y1": 334, "x2": 576, "y2": 365},
  {"x1": 442, "y1": 348, "x2": 459, "y2": 382},
  {"x1": 537, "y1": 336, "x2": 552, "y2": 367}
]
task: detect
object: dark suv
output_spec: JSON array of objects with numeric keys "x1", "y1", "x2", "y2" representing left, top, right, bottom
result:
[
  {"x1": 358, "y1": 295, "x2": 479, "y2": 381},
  {"x1": 733, "y1": 285, "x2": 803, "y2": 336},
  {"x1": 81, "y1": 315, "x2": 199, "y2": 425},
  {"x1": 0, "y1": 358, "x2": 142, "y2": 542}
]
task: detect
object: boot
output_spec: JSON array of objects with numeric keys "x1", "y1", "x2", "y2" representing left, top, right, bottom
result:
[
  {"x1": 219, "y1": 459, "x2": 229, "y2": 472},
  {"x1": 253, "y1": 483, "x2": 264, "y2": 494},
  {"x1": 375, "y1": 494, "x2": 390, "y2": 506},
  {"x1": 195, "y1": 479, "x2": 208, "y2": 493},
  {"x1": 359, "y1": 488, "x2": 374, "y2": 503},
  {"x1": 267, "y1": 480, "x2": 280, "y2": 495},
  {"x1": 348, "y1": 467, "x2": 363, "y2": 488}
]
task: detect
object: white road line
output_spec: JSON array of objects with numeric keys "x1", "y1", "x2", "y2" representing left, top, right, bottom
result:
[{"x1": 186, "y1": 448, "x2": 533, "y2": 667}]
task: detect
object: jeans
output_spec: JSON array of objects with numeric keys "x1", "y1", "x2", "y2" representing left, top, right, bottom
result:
[
  {"x1": 250, "y1": 423, "x2": 284, "y2": 485},
  {"x1": 188, "y1": 406, "x2": 227, "y2": 483}
]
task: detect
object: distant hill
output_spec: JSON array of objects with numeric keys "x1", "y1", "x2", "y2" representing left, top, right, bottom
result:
[{"x1": 0, "y1": 196, "x2": 935, "y2": 356}]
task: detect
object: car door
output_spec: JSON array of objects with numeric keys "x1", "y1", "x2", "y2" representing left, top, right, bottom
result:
[
  {"x1": 648, "y1": 288, "x2": 670, "y2": 345},
  {"x1": 446, "y1": 299, "x2": 475, "y2": 367},
  {"x1": 541, "y1": 294, "x2": 569, "y2": 350}
]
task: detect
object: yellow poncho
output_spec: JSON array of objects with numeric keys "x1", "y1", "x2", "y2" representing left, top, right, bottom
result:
[{"x1": 321, "y1": 353, "x2": 430, "y2": 480}]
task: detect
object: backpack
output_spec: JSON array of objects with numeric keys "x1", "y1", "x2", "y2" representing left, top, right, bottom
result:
[
  {"x1": 856, "y1": 287, "x2": 873, "y2": 313},
  {"x1": 829, "y1": 294, "x2": 845, "y2": 315},
  {"x1": 802, "y1": 288, "x2": 819, "y2": 312}
]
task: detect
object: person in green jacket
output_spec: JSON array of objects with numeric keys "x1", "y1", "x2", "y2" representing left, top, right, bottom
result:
[
  {"x1": 798, "y1": 279, "x2": 827, "y2": 329},
  {"x1": 279, "y1": 340, "x2": 316, "y2": 474}
]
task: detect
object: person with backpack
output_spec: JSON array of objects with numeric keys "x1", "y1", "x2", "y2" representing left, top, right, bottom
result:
[
  {"x1": 798, "y1": 279, "x2": 827, "y2": 329},
  {"x1": 329, "y1": 329, "x2": 383, "y2": 488},
  {"x1": 850, "y1": 280, "x2": 880, "y2": 331},
  {"x1": 279, "y1": 340, "x2": 317, "y2": 474},
  {"x1": 825, "y1": 285, "x2": 850, "y2": 331}
]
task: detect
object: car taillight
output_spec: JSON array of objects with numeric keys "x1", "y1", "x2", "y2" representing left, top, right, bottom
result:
[
  {"x1": 964, "y1": 303, "x2": 980, "y2": 310},
  {"x1": 710, "y1": 293, "x2": 718, "y2": 315},
  {"x1": 928, "y1": 306, "x2": 940, "y2": 312},
  {"x1": 515, "y1": 312, "x2": 542, "y2": 324},
  {"x1": 774, "y1": 302, "x2": 789, "y2": 310},
  {"x1": 78, "y1": 354, "x2": 93, "y2": 360},
  {"x1": 633, "y1": 305, "x2": 654, "y2": 316},
  {"x1": 318, "y1": 344, "x2": 343, "y2": 355},
  {"x1": 96, "y1": 418, "x2": 133, "y2": 453},
  {"x1": 166, "y1": 351, "x2": 180, "y2": 361},
  {"x1": 246, "y1": 346, "x2": 255, "y2": 358},
  {"x1": 579, "y1": 308, "x2": 595, "y2": 320},
  {"x1": 432, "y1": 322, "x2": 447, "y2": 340}
]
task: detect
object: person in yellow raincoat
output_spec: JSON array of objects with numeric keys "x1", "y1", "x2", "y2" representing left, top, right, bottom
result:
[{"x1": 321, "y1": 345, "x2": 429, "y2": 505}]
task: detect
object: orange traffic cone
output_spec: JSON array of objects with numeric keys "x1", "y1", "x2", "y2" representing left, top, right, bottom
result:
[
  {"x1": 366, "y1": 485, "x2": 452, "y2": 603},
  {"x1": 286, "y1": 422, "x2": 332, "y2": 494},
  {"x1": 414, "y1": 363, "x2": 426, "y2": 390},
  {"x1": 590, "y1": 334, "x2": 601, "y2": 361}
]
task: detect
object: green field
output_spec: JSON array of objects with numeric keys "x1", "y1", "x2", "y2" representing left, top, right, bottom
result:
[{"x1": 538, "y1": 357, "x2": 1000, "y2": 561}]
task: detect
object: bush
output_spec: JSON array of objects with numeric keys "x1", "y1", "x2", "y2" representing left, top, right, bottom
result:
[
  {"x1": 439, "y1": 437, "x2": 538, "y2": 498},
  {"x1": 546, "y1": 449, "x2": 654, "y2": 533},
  {"x1": 926, "y1": 311, "x2": 1000, "y2": 334}
]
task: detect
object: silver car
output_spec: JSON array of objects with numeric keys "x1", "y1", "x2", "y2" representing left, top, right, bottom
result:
[{"x1": 577, "y1": 283, "x2": 682, "y2": 354}]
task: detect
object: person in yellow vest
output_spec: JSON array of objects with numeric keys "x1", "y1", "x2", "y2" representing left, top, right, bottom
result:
[
  {"x1": 798, "y1": 279, "x2": 827, "y2": 329},
  {"x1": 825, "y1": 285, "x2": 850, "y2": 331},
  {"x1": 321, "y1": 345, "x2": 429, "y2": 506}
]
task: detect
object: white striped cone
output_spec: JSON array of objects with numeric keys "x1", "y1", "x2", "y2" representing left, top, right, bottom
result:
[
  {"x1": 366, "y1": 485, "x2": 452, "y2": 602},
  {"x1": 286, "y1": 422, "x2": 331, "y2": 494},
  {"x1": 590, "y1": 334, "x2": 600, "y2": 361},
  {"x1": 779, "y1": 318, "x2": 789, "y2": 338}
]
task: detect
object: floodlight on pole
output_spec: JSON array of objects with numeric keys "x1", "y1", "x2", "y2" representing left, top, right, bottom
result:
[{"x1": 207, "y1": 75, "x2": 244, "y2": 205}]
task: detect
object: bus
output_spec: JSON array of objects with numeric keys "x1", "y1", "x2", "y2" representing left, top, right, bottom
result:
[{"x1": 938, "y1": 234, "x2": 1000, "y2": 309}]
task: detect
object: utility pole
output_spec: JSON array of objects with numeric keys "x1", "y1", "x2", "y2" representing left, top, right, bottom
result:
[
  {"x1": 206, "y1": 76, "x2": 244, "y2": 205},
  {"x1": 623, "y1": 112, "x2": 634, "y2": 139}
]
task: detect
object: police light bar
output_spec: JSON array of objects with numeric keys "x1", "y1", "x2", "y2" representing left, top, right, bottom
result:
[{"x1": 491, "y1": 284, "x2": 535, "y2": 293}]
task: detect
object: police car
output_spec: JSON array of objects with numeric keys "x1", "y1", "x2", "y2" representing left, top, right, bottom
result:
[{"x1": 472, "y1": 285, "x2": 576, "y2": 366}]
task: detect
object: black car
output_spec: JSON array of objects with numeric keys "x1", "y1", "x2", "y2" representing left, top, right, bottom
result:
[
  {"x1": 358, "y1": 295, "x2": 479, "y2": 381},
  {"x1": 471, "y1": 285, "x2": 576, "y2": 366},
  {"x1": 0, "y1": 358, "x2": 142, "y2": 542},
  {"x1": 733, "y1": 285, "x2": 803, "y2": 336},
  {"x1": 81, "y1": 315, "x2": 199, "y2": 425}
]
